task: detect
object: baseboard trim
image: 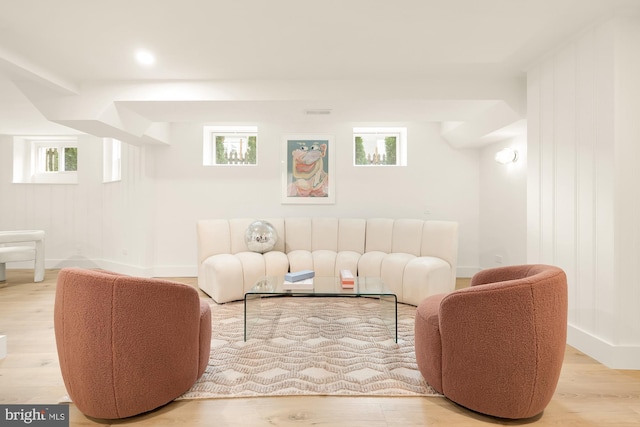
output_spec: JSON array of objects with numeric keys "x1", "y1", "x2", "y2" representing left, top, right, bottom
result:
[
  {"x1": 568, "y1": 324, "x2": 640, "y2": 370},
  {"x1": 152, "y1": 265, "x2": 198, "y2": 277},
  {"x1": 456, "y1": 266, "x2": 480, "y2": 278},
  {"x1": 95, "y1": 260, "x2": 155, "y2": 277},
  {"x1": 43, "y1": 259, "x2": 155, "y2": 278}
]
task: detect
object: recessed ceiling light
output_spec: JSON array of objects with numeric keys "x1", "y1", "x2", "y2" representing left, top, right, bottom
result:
[{"x1": 135, "y1": 50, "x2": 155, "y2": 66}]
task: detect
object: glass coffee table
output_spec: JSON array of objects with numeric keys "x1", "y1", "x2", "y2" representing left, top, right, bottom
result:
[{"x1": 244, "y1": 276, "x2": 397, "y2": 342}]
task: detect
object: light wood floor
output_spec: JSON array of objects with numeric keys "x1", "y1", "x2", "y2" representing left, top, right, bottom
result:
[{"x1": 1, "y1": 270, "x2": 640, "y2": 426}]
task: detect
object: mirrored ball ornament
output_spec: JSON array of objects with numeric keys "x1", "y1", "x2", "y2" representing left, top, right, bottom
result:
[{"x1": 245, "y1": 220, "x2": 278, "y2": 253}]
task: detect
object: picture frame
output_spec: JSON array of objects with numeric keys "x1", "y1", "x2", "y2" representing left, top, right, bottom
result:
[{"x1": 282, "y1": 134, "x2": 335, "y2": 204}]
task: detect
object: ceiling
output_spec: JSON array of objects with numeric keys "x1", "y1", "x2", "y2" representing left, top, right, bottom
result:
[{"x1": 0, "y1": 0, "x2": 636, "y2": 145}]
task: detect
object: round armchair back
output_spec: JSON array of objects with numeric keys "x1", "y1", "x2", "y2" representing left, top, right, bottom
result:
[
  {"x1": 54, "y1": 268, "x2": 211, "y2": 419},
  {"x1": 415, "y1": 264, "x2": 567, "y2": 419}
]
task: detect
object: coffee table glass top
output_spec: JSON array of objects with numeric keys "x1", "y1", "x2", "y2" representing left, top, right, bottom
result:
[
  {"x1": 244, "y1": 276, "x2": 398, "y2": 342},
  {"x1": 247, "y1": 276, "x2": 393, "y2": 296}
]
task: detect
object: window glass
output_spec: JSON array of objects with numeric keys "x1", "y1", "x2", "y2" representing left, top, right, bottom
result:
[
  {"x1": 36, "y1": 144, "x2": 77, "y2": 173},
  {"x1": 353, "y1": 127, "x2": 407, "y2": 166},
  {"x1": 203, "y1": 126, "x2": 258, "y2": 165}
]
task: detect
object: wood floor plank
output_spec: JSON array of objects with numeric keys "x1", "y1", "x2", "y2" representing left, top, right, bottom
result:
[{"x1": 1, "y1": 269, "x2": 640, "y2": 426}]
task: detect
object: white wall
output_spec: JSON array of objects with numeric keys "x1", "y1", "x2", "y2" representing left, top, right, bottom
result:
[
  {"x1": 100, "y1": 142, "x2": 157, "y2": 275},
  {"x1": 153, "y1": 121, "x2": 480, "y2": 277},
  {"x1": 0, "y1": 136, "x2": 154, "y2": 274},
  {"x1": 527, "y1": 14, "x2": 640, "y2": 369},
  {"x1": 1, "y1": 120, "x2": 481, "y2": 278},
  {"x1": 479, "y1": 137, "x2": 527, "y2": 269},
  {"x1": 0, "y1": 134, "x2": 103, "y2": 269}
]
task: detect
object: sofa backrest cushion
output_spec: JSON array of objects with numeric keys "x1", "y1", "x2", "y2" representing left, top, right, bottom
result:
[
  {"x1": 421, "y1": 220, "x2": 458, "y2": 266},
  {"x1": 338, "y1": 218, "x2": 366, "y2": 253},
  {"x1": 197, "y1": 219, "x2": 231, "y2": 265},
  {"x1": 392, "y1": 219, "x2": 424, "y2": 256},
  {"x1": 198, "y1": 217, "x2": 457, "y2": 265},
  {"x1": 284, "y1": 217, "x2": 312, "y2": 252},
  {"x1": 365, "y1": 218, "x2": 394, "y2": 253},
  {"x1": 284, "y1": 218, "x2": 366, "y2": 254},
  {"x1": 311, "y1": 218, "x2": 339, "y2": 251},
  {"x1": 229, "y1": 218, "x2": 254, "y2": 254}
]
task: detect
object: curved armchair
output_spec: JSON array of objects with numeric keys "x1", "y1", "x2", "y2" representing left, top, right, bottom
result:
[
  {"x1": 414, "y1": 264, "x2": 567, "y2": 419},
  {"x1": 54, "y1": 268, "x2": 211, "y2": 419}
]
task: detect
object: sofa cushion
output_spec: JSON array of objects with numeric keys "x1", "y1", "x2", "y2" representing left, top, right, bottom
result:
[
  {"x1": 392, "y1": 219, "x2": 424, "y2": 256},
  {"x1": 235, "y1": 251, "x2": 268, "y2": 293},
  {"x1": 312, "y1": 249, "x2": 338, "y2": 275},
  {"x1": 403, "y1": 257, "x2": 452, "y2": 306},
  {"x1": 365, "y1": 218, "x2": 394, "y2": 253},
  {"x1": 338, "y1": 218, "x2": 366, "y2": 253},
  {"x1": 285, "y1": 218, "x2": 312, "y2": 252},
  {"x1": 357, "y1": 251, "x2": 387, "y2": 277},
  {"x1": 287, "y1": 249, "x2": 313, "y2": 272},
  {"x1": 202, "y1": 254, "x2": 243, "y2": 303},
  {"x1": 197, "y1": 219, "x2": 231, "y2": 262},
  {"x1": 381, "y1": 252, "x2": 416, "y2": 300},
  {"x1": 263, "y1": 251, "x2": 289, "y2": 276},
  {"x1": 229, "y1": 219, "x2": 254, "y2": 254},
  {"x1": 335, "y1": 251, "x2": 360, "y2": 276},
  {"x1": 311, "y1": 218, "x2": 339, "y2": 251}
]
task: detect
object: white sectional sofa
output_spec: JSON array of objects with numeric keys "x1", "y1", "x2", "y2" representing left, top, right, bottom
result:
[{"x1": 197, "y1": 217, "x2": 458, "y2": 306}]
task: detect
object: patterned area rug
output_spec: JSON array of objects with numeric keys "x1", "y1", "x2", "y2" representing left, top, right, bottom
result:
[{"x1": 178, "y1": 296, "x2": 441, "y2": 399}]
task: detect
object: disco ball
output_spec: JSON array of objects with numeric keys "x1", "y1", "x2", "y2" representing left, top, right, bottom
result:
[{"x1": 245, "y1": 220, "x2": 277, "y2": 253}]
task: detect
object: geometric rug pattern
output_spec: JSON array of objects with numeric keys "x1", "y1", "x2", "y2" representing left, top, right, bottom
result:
[{"x1": 178, "y1": 296, "x2": 442, "y2": 399}]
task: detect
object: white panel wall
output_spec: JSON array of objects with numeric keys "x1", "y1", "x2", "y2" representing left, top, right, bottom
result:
[
  {"x1": 612, "y1": 15, "x2": 640, "y2": 348},
  {"x1": 527, "y1": 16, "x2": 640, "y2": 369},
  {"x1": 479, "y1": 137, "x2": 527, "y2": 269},
  {"x1": 100, "y1": 142, "x2": 156, "y2": 275},
  {"x1": 0, "y1": 134, "x2": 103, "y2": 269},
  {"x1": 0, "y1": 136, "x2": 155, "y2": 276}
]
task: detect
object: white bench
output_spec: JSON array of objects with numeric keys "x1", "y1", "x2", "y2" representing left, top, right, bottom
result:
[{"x1": 0, "y1": 230, "x2": 45, "y2": 283}]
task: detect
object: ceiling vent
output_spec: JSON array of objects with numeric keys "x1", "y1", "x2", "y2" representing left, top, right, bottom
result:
[{"x1": 304, "y1": 109, "x2": 332, "y2": 115}]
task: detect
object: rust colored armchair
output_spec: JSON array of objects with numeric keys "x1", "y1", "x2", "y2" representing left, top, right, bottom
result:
[
  {"x1": 54, "y1": 268, "x2": 211, "y2": 419},
  {"x1": 414, "y1": 264, "x2": 567, "y2": 419}
]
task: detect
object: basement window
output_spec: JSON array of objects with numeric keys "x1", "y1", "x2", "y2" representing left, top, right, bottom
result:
[
  {"x1": 36, "y1": 144, "x2": 77, "y2": 173},
  {"x1": 203, "y1": 126, "x2": 258, "y2": 165},
  {"x1": 353, "y1": 127, "x2": 407, "y2": 166},
  {"x1": 13, "y1": 136, "x2": 79, "y2": 184}
]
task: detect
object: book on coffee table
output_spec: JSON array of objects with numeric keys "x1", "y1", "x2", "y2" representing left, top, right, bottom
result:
[
  {"x1": 340, "y1": 269, "x2": 354, "y2": 288},
  {"x1": 284, "y1": 270, "x2": 315, "y2": 282},
  {"x1": 282, "y1": 278, "x2": 314, "y2": 290}
]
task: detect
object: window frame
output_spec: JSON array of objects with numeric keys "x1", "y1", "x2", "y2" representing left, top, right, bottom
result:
[
  {"x1": 34, "y1": 143, "x2": 77, "y2": 174},
  {"x1": 353, "y1": 127, "x2": 407, "y2": 167},
  {"x1": 203, "y1": 125, "x2": 258, "y2": 166},
  {"x1": 12, "y1": 136, "x2": 79, "y2": 184}
]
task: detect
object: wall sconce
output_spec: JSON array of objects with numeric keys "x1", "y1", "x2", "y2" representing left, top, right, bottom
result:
[{"x1": 495, "y1": 147, "x2": 518, "y2": 164}]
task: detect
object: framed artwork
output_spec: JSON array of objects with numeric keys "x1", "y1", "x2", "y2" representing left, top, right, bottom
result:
[{"x1": 282, "y1": 134, "x2": 335, "y2": 204}]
